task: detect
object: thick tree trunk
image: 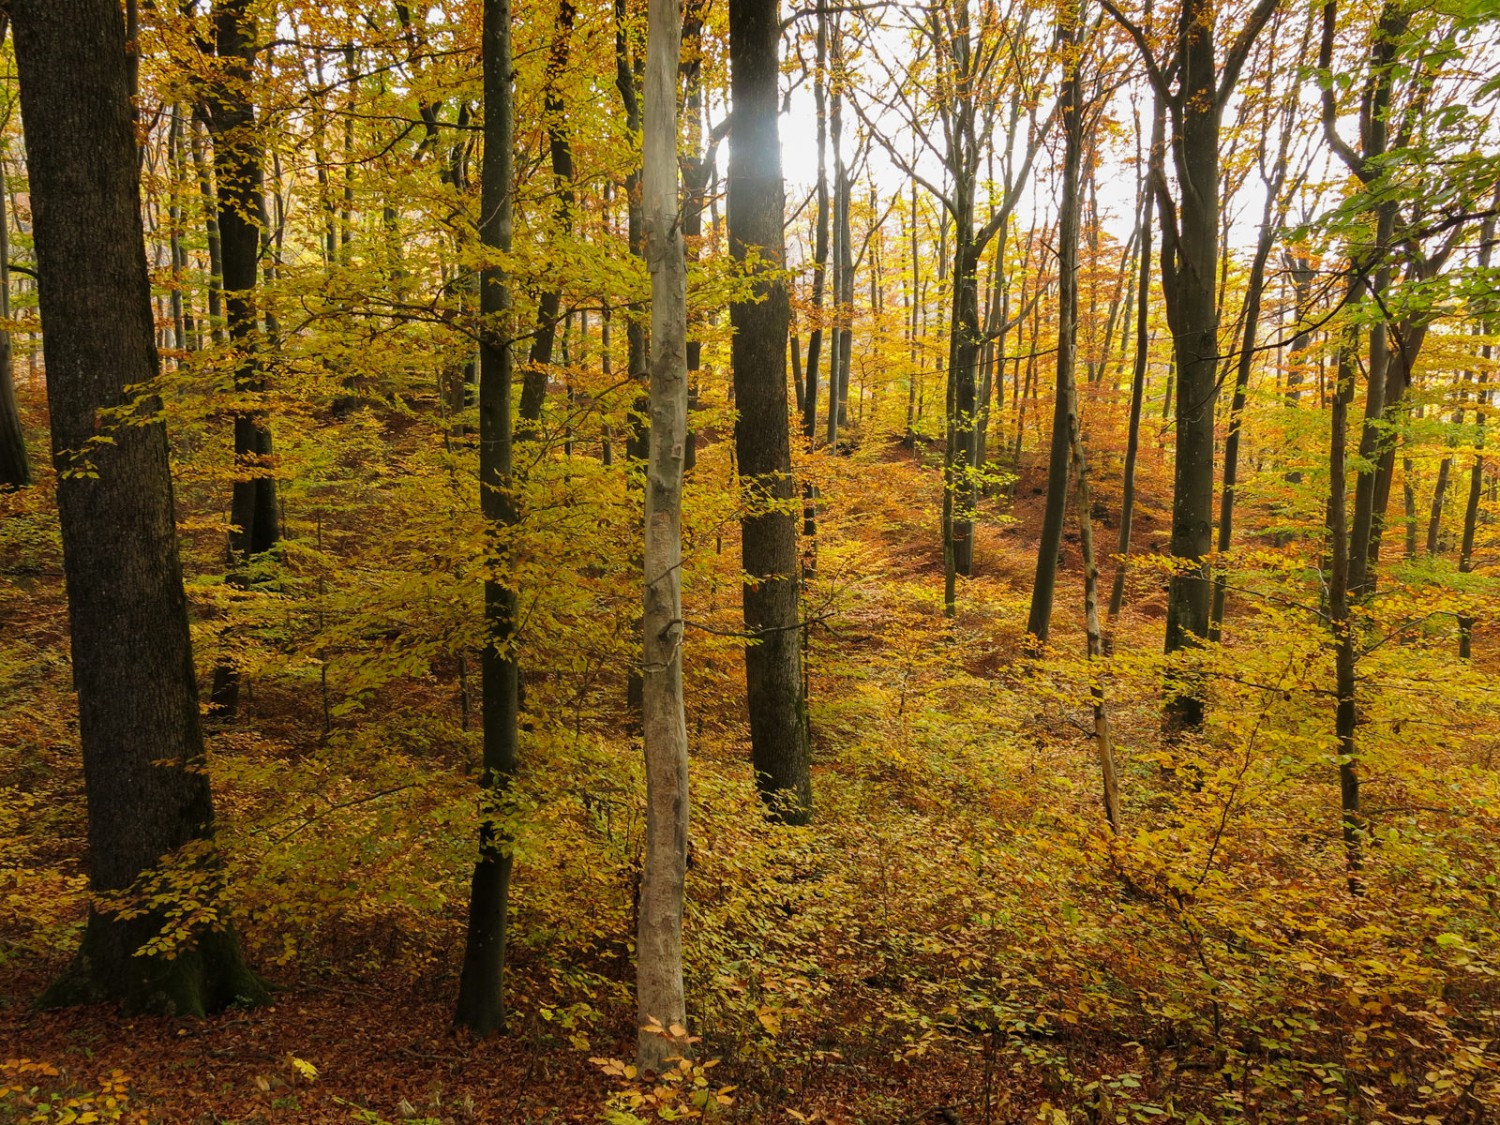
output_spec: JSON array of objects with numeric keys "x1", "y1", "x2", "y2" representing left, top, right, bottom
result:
[
  {"x1": 1158, "y1": 0, "x2": 1222, "y2": 730},
  {"x1": 637, "y1": 0, "x2": 691, "y2": 1071},
  {"x1": 14, "y1": 0, "x2": 265, "y2": 1015},
  {"x1": 729, "y1": 0, "x2": 812, "y2": 824},
  {"x1": 454, "y1": 0, "x2": 520, "y2": 1038}
]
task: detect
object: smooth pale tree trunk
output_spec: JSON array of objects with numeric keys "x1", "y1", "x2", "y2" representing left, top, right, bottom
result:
[
  {"x1": 729, "y1": 0, "x2": 812, "y2": 823},
  {"x1": 0, "y1": 120, "x2": 28, "y2": 489},
  {"x1": 454, "y1": 0, "x2": 521, "y2": 1037},
  {"x1": 190, "y1": 120, "x2": 227, "y2": 348},
  {"x1": 14, "y1": 0, "x2": 266, "y2": 1015},
  {"x1": 206, "y1": 0, "x2": 280, "y2": 720},
  {"x1": 637, "y1": 0, "x2": 690, "y2": 1073}
]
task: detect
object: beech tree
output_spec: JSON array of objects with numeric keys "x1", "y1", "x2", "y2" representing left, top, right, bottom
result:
[
  {"x1": 637, "y1": 0, "x2": 691, "y2": 1072},
  {"x1": 728, "y1": 0, "x2": 812, "y2": 823},
  {"x1": 202, "y1": 0, "x2": 281, "y2": 719},
  {"x1": 0, "y1": 116, "x2": 26, "y2": 490},
  {"x1": 1101, "y1": 0, "x2": 1280, "y2": 728},
  {"x1": 454, "y1": 0, "x2": 521, "y2": 1037},
  {"x1": 13, "y1": 0, "x2": 264, "y2": 1015}
]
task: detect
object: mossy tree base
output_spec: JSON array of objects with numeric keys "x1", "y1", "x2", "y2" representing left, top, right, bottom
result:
[{"x1": 40, "y1": 911, "x2": 270, "y2": 1017}]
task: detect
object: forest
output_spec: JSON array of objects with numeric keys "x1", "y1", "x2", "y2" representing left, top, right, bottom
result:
[{"x1": 1, "y1": 0, "x2": 1498, "y2": 1120}]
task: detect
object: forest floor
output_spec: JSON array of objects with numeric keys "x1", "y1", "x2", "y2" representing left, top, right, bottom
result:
[{"x1": 4, "y1": 405, "x2": 1499, "y2": 1124}]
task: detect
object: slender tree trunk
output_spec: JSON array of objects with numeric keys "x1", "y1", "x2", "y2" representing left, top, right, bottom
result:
[
  {"x1": 1328, "y1": 326, "x2": 1363, "y2": 893},
  {"x1": 1458, "y1": 216, "x2": 1494, "y2": 658},
  {"x1": 190, "y1": 120, "x2": 226, "y2": 347},
  {"x1": 14, "y1": 0, "x2": 266, "y2": 1015},
  {"x1": 1427, "y1": 434, "x2": 1456, "y2": 555},
  {"x1": 1025, "y1": 25, "x2": 1084, "y2": 648},
  {"x1": 681, "y1": 0, "x2": 709, "y2": 474},
  {"x1": 1209, "y1": 156, "x2": 1286, "y2": 640},
  {"x1": 803, "y1": 10, "x2": 829, "y2": 444},
  {"x1": 518, "y1": 0, "x2": 577, "y2": 438},
  {"x1": 905, "y1": 176, "x2": 920, "y2": 441},
  {"x1": 0, "y1": 126, "x2": 28, "y2": 488},
  {"x1": 729, "y1": 0, "x2": 812, "y2": 823},
  {"x1": 825, "y1": 19, "x2": 847, "y2": 449},
  {"x1": 1107, "y1": 105, "x2": 1160, "y2": 628},
  {"x1": 616, "y1": 0, "x2": 649, "y2": 717},
  {"x1": 454, "y1": 0, "x2": 520, "y2": 1037},
  {"x1": 637, "y1": 0, "x2": 690, "y2": 1071},
  {"x1": 205, "y1": 0, "x2": 280, "y2": 720}
]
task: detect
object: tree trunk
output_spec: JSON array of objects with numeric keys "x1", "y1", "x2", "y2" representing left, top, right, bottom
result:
[
  {"x1": 518, "y1": 0, "x2": 577, "y2": 439},
  {"x1": 1157, "y1": 0, "x2": 1223, "y2": 730},
  {"x1": 1457, "y1": 215, "x2": 1494, "y2": 659},
  {"x1": 803, "y1": 9, "x2": 829, "y2": 444},
  {"x1": 0, "y1": 121, "x2": 28, "y2": 488},
  {"x1": 454, "y1": 0, "x2": 521, "y2": 1037},
  {"x1": 637, "y1": 0, "x2": 691, "y2": 1072},
  {"x1": 1209, "y1": 150, "x2": 1287, "y2": 640},
  {"x1": 616, "y1": 0, "x2": 649, "y2": 718},
  {"x1": 1107, "y1": 103, "x2": 1160, "y2": 628},
  {"x1": 206, "y1": 0, "x2": 280, "y2": 721},
  {"x1": 14, "y1": 0, "x2": 266, "y2": 1015},
  {"x1": 729, "y1": 0, "x2": 812, "y2": 824},
  {"x1": 1025, "y1": 27, "x2": 1084, "y2": 648},
  {"x1": 1328, "y1": 326, "x2": 1363, "y2": 893}
]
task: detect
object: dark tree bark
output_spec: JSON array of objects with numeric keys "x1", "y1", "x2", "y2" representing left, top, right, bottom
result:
[
  {"x1": 1327, "y1": 325, "x2": 1363, "y2": 893},
  {"x1": 802, "y1": 8, "x2": 829, "y2": 444},
  {"x1": 728, "y1": 0, "x2": 813, "y2": 824},
  {"x1": 1025, "y1": 6, "x2": 1085, "y2": 649},
  {"x1": 14, "y1": 0, "x2": 265, "y2": 1015},
  {"x1": 680, "y1": 0, "x2": 711, "y2": 474},
  {"x1": 1209, "y1": 117, "x2": 1293, "y2": 640},
  {"x1": 1107, "y1": 102, "x2": 1161, "y2": 628},
  {"x1": 518, "y1": 0, "x2": 577, "y2": 438},
  {"x1": 616, "y1": 0, "x2": 649, "y2": 718},
  {"x1": 1103, "y1": 0, "x2": 1279, "y2": 729},
  {"x1": 454, "y1": 0, "x2": 520, "y2": 1037},
  {"x1": 204, "y1": 0, "x2": 280, "y2": 720},
  {"x1": 1457, "y1": 215, "x2": 1494, "y2": 659}
]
